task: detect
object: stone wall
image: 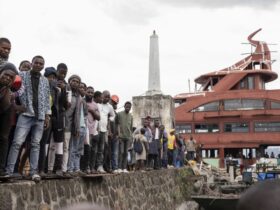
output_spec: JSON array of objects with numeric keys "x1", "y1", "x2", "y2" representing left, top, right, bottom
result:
[
  {"x1": 132, "y1": 95, "x2": 174, "y2": 132},
  {"x1": 0, "y1": 168, "x2": 199, "y2": 210}
]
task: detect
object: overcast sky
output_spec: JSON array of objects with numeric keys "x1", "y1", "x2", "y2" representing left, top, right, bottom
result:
[{"x1": 1, "y1": 0, "x2": 280, "y2": 106}]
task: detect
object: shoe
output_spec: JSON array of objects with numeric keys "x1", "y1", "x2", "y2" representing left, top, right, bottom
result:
[
  {"x1": 86, "y1": 169, "x2": 91, "y2": 174},
  {"x1": 112, "y1": 170, "x2": 119, "y2": 174},
  {"x1": 55, "y1": 170, "x2": 64, "y2": 177},
  {"x1": 32, "y1": 174, "x2": 41, "y2": 182},
  {"x1": 63, "y1": 171, "x2": 72, "y2": 178},
  {"x1": 47, "y1": 170, "x2": 54, "y2": 175},
  {"x1": 0, "y1": 171, "x2": 9, "y2": 177},
  {"x1": 97, "y1": 166, "x2": 106, "y2": 173},
  {"x1": 68, "y1": 171, "x2": 77, "y2": 177},
  {"x1": 39, "y1": 171, "x2": 47, "y2": 178},
  {"x1": 123, "y1": 169, "x2": 129, "y2": 173},
  {"x1": 117, "y1": 169, "x2": 123, "y2": 173},
  {"x1": 75, "y1": 171, "x2": 87, "y2": 176},
  {"x1": 91, "y1": 169, "x2": 97, "y2": 174}
]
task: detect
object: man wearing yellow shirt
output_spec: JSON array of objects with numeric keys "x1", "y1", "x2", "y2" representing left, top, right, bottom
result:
[{"x1": 167, "y1": 129, "x2": 176, "y2": 167}]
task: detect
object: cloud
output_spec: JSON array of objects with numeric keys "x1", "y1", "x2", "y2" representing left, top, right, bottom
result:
[
  {"x1": 96, "y1": 0, "x2": 158, "y2": 25},
  {"x1": 155, "y1": 0, "x2": 280, "y2": 9}
]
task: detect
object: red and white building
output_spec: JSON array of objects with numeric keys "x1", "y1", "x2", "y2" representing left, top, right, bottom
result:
[{"x1": 174, "y1": 29, "x2": 280, "y2": 167}]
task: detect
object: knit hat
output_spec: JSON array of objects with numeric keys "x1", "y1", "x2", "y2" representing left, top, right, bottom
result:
[
  {"x1": 0, "y1": 62, "x2": 18, "y2": 75},
  {"x1": 68, "y1": 74, "x2": 81, "y2": 83},
  {"x1": 44, "y1": 67, "x2": 57, "y2": 77}
]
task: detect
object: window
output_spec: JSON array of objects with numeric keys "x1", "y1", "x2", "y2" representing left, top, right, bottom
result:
[
  {"x1": 224, "y1": 122, "x2": 249, "y2": 133},
  {"x1": 240, "y1": 80, "x2": 245, "y2": 89},
  {"x1": 175, "y1": 124, "x2": 192, "y2": 134},
  {"x1": 271, "y1": 101, "x2": 280, "y2": 109},
  {"x1": 248, "y1": 76, "x2": 254, "y2": 89},
  {"x1": 192, "y1": 101, "x2": 219, "y2": 112},
  {"x1": 195, "y1": 123, "x2": 219, "y2": 133},
  {"x1": 224, "y1": 99, "x2": 242, "y2": 110},
  {"x1": 242, "y1": 99, "x2": 264, "y2": 110},
  {"x1": 224, "y1": 99, "x2": 265, "y2": 110},
  {"x1": 239, "y1": 76, "x2": 255, "y2": 90},
  {"x1": 259, "y1": 80, "x2": 265, "y2": 90},
  {"x1": 202, "y1": 149, "x2": 219, "y2": 158},
  {"x1": 254, "y1": 122, "x2": 280, "y2": 132}
]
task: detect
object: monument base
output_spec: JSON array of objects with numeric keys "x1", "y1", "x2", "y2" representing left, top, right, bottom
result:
[{"x1": 132, "y1": 94, "x2": 174, "y2": 131}]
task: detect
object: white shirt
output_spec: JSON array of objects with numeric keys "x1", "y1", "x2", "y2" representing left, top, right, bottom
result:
[
  {"x1": 98, "y1": 103, "x2": 115, "y2": 132},
  {"x1": 155, "y1": 128, "x2": 159, "y2": 139}
]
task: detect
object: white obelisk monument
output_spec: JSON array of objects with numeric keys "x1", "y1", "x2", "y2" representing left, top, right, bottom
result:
[
  {"x1": 132, "y1": 31, "x2": 174, "y2": 131},
  {"x1": 146, "y1": 30, "x2": 162, "y2": 96}
]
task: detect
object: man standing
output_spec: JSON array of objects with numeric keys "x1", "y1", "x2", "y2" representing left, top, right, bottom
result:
[
  {"x1": 167, "y1": 129, "x2": 176, "y2": 167},
  {"x1": 96, "y1": 90, "x2": 115, "y2": 173},
  {"x1": 186, "y1": 135, "x2": 197, "y2": 160},
  {"x1": 0, "y1": 63, "x2": 18, "y2": 176},
  {"x1": 149, "y1": 119, "x2": 161, "y2": 169},
  {"x1": 108, "y1": 95, "x2": 119, "y2": 173},
  {"x1": 62, "y1": 75, "x2": 83, "y2": 175},
  {"x1": 79, "y1": 82, "x2": 91, "y2": 174},
  {"x1": 38, "y1": 67, "x2": 58, "y2": 176},
  {"x1": 47, "y1": 65, "x2": 69, "y2": 176},
  {"x1": 85, "y1": 87, "x2": 100, "y2": 173},
  {"x1": 6, "y1": 56, "x2": 51, "y2": 181},
  {"x1": 87, "y1": 90, "x2": 102, "y2": 174},
  {"x1": 117, "y1": 101, "x2": 133, "y2": 173},
  {"x1": 67, "y1": 80, "x2": 87, "y2": 175}
]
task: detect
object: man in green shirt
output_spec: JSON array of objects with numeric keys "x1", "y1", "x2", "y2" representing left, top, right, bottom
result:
[{"x1": 117, "y1": 101, "x2": 133, "y2": 173}]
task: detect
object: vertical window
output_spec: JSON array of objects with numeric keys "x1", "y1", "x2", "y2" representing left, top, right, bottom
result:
[{"x1": 248, "y1": 76, "x2": 254, "y2": 89}]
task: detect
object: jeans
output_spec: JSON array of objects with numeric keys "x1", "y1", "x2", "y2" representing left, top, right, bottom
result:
[
  {"x1": 38, "y1": 121, "x2": 52, "y2": 173},
  {"x1": 173, "y1": 149, "x2": 178, "y2": 167},
  {"x1": 104, "y1": 136, "x2": 112, "y2": 171},
  {"x1": 0, "y1": 107, "x2": 12, "y2": 173},
  {"x1": 111, "y1": 137, "x2": 119, "y2": 170},
  {"x1": 118, "y1": 138, "x2": 129, "y2": 170},
  {"x1": 148, "y1": 154, "x2": 159, "y2": 169},
  {"x1": 68, "y1": 127, "x2": 86, "y2": 172},
  {"x1": 167, "y1": 149, "x2": 174, "y2": 166},
  {"x1": 6, "y1": 115, "x2": 44, "y2": 175},
  {"x1": 96, "y1": 132, "x2": 106, "y2": 167},
  {"x1": 89, "y1": 134, "x2": 99, "y2": 170},
  {"x1": 62, "y1": 132, "x2": 71, "y2": 172}
]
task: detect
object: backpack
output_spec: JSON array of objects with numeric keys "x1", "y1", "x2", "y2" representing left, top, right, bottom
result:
[{"x1": 134, "y1": 139, "x2": 143, "y2": 154}]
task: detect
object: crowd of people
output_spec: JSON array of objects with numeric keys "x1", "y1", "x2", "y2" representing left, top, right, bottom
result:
[{"x1": 0, "y1": 37, "x2": 198, "y2": 182}]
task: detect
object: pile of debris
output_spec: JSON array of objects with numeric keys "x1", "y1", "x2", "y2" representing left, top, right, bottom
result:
[{"x1": 188, "y1": 160, "x2": 248, "y2": 197}]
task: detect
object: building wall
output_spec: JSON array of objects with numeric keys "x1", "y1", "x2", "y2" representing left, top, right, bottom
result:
[{"x1": 132, "y1": 95, "x2": 175, "y2": 131}]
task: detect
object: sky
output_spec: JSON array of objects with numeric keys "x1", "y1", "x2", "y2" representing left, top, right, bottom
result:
[{"x1": 1, "y1": 0, "x2": 280, "y2": 107}]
